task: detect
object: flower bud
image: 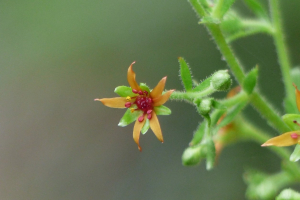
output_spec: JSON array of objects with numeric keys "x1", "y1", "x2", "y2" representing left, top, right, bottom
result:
[
  {"x1": 194, "y1": 99, "x2": 212, "y2": 115},
  {"x1": 182, "y1": 145, "x2": 205, "y2": 166},
  {"x1": 211, "y1": 70, "x2": 232, "y2": 91}
]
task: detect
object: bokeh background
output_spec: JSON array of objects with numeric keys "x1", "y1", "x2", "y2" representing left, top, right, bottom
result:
[{"x1": 1, "y1": 1, "x2": 300, "y2": 199}]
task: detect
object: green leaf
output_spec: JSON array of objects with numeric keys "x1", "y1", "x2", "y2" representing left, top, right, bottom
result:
[
  {"x1": 178, "y1": 57, "x2": 193, "y2": 92},
  {"x1": 216, "y1": 101, "x2": 247, "y2": 129},
  {"x1": 200, "y1": 16, "x2": 220, "y2": 24},
  {"x1": 282, "y1": 114, "x2": 300, "y2": 131},
  {"x1": 140, "y1": 83, "x2": 150, "y2": 94},
  {"x1": 189, "y1": 122, "x2": 206, "y2": 146},
  {"x1": 244, "y1": 170, "x2": 289, "y2": 200},
  {"x1": 154, "y1": 105, "x2": 171, "y2": 115},
  {"x1": 276, "y1": 188, "x2": 300, "y2": 200},
  {"x1": 290, "y1": 144, "x2": 300, "y2": 162},
  {"x1": 243, "y1": 66, "x2": 258, "y2": 94},
  {"x1": 244, "y1": 0, "x2": 268, "y2": 19},
  {"x1": 284, "y1": 97, "x2": 298, "y2": 114},
  {"x1": 211, "y1": 99, "x2": 226, "y2": 110},
  {"x1": 192, "y1": 77, "x2": 212, "y2": 92},
  {"x1": 114, "y1": 86, "x2": 135, "y2": 97},
  {"x1": 221, "y1": 11, "x2": 243, "y2": 34},
  {"x1": 205, "y1": 139, "x2": 216, "y2": 170},
  {"x1": 141, "y1": 119, "x2": 150, "y2": 135},
  {"x1": 291, "y1": 67, "x2": 300, "y2": 87},
  {"x1": 118, "y1": 108, "x2": 142, "y2": 127},
  {"x1": 211, "y1": 109, "x2": 226, "y2": 127}
]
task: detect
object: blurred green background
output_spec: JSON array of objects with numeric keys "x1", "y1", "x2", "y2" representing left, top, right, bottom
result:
[{"x1": 1, "y1": 1, "x2": 300, "y2": 199}]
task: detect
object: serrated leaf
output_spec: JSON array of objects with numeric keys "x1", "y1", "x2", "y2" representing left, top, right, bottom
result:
[
  {"x1": 189, "y1": 122, "x2": 206, "y2": 146},
  {"x1": 114, "y1": 86, "x2": 135, "y2": 97},
  {"x1": 216, "y1": 101, "x2": 247, "y2": 129},
  {"x1": 179, "y1": 57, "x2": 193, "y2": 92},
  {"x1": 244, "y1": 0, "x2": 268, "y2": 19},
  {"x1": 205, "y1": 139, "x2": 216, "y2": 170},
  {"x1": 192, "y1": 77, "x2": 212, "y2": 92},
  {"x1": 243, "y1": 66, "x2": 258, "y2": 94},
  {"x1": 141, "y1": 119, "x2": 150, "y2": 135},
  {"x1": 140, "y1": 83, "x2": 150, "y2": 94},
  {"x1": 276, "y1": 188, "x2": 300, "y2": 200},
  {"x1": 282, "y1": 114, "x2": 300, "y2": 131},
  {"x1": 118, "y1": 108, "x2": 142, "y2": 127},
  {"x1": 290, "y1": 144, "x2": 300, "y2": 162},
  {"x1": 154, "y1": 105, "x2": 171, "y2": 115}
]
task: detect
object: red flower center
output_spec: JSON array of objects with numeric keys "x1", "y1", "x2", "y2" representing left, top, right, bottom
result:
[{"x1": 135, "y1": 95, "x2": 153, "y2": 112}]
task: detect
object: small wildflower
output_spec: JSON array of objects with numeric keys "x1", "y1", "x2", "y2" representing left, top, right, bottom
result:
[
  {"x1": 95, "y1": 62, "x2": 174, "y2": 151},
  {"x1": 262, "y1": 84, "x2": 300, "y2": 147}
]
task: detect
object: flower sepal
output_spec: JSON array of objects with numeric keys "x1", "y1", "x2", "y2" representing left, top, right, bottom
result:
[
  {"x1": 290, "y1": 144, "x2": 300, "y2": 162},
  {"x1": 114, "y1": 86, "x2": 136, "y2": 97},
  {"x1": 282, "y1": 114, "x2": 300, "y2": 131}
]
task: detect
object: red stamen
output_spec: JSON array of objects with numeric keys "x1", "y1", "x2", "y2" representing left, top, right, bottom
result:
[
  {"x1": 132, "y1": 89, "x2": 138, "y2": 94},
  {"x1": 291, "y1": 133, "x2": 299, "y2": 139},
  {"x1": 147, "y1": 114, "x2": 152, "y2": 119},
  {"x1": 144, "y1": 91, "x2": 148, "y2": 95},
  {"x1": 147, "y1": 110, "x2": 152, "y2": 114},
  {"x1": 125, "y1": 102, "x2": 131, "y2": 108},
  {"x1": 138, "y1": 115, "x2": 144, "y2": 122},
  {"x1": 138, "y1": 91, "x2": 143, "y2": 95},
  {"x1": 293, "y1": 120, "x2": 300, "y2": 127},
  {"x1": 147, "y1": 98, "x2": 152, "y2": 103}
]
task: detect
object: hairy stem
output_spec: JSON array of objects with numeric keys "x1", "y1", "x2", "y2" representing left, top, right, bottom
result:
[
  {"x1": 269, "y1": 0, "x2": 294, "y2": 100},
  {"x1": 189, "y1": 0, "x2": 290, "y2": 133}
]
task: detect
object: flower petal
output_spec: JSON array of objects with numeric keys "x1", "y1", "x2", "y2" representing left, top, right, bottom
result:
[
  {"x1": 127, "y1": 61, "x2": 140, "y2": 91},
  {"x1": 95, "y1": 97, "x2": 126, "y2": 108},
  {"x1": 293, "y1": 83, "x2": 300, "y2": 112},
  {"x1": 261, "y1": 131, "x2": 300, "y2": 147},
  {"x1": 150, "y1": 76, "x2": 167, "y2": 98},
  {"x1": 133, "y1": 117, "x2": 146, "y2": 151},
  {"x1": 149, "y1": 111, "x2": 164, "y2": 143},
  {"x1": 152, "y1": 90, "x2": 175, "y2": 107}
]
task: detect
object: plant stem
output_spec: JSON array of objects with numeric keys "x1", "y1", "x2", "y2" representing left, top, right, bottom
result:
[
  {"x1": 188, "y1": 0, "x2": 290, "y2": 133},
  {"x1": 269, "y1": 0, "x2": 294, "y2": 100},
  {"x1": 170, "y1": 85, "x2": 216, "y2": 102}
]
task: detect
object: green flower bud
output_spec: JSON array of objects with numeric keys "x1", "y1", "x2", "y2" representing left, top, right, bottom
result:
[
  {"x1": 182, "y1": 145, "x2": 205, "y2": 166},
  {"x1": 211, "y1": 70, "x2": 232, "y2": 91},
  {"x1": 194, "y1": 98, "x2": 212, "y2": 115}
]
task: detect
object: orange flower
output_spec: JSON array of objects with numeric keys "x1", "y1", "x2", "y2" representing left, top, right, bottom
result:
[
  {"x1": 95, "y1": 62, "x2": 174, "y2": 151},
  {"x1": 262, "y1": 84, "x2": 300, "y2": 147}
]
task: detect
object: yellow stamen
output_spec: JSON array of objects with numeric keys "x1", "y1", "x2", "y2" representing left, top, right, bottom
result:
[
  {"x1": 130, "y1": 108, "x2": 135, "y2": 113},
  {"x1": 126, "y1": 96, "x2": 131, "y2": 101}
]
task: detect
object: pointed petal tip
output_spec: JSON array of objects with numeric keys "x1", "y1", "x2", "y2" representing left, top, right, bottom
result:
[
  {"x1": 261, "y1": 143, "x2": 270, "y2": 147},
  {"x1": 293, "y1": 83, "x2": 297, "y2": 89},
  {"x1": 138, "y1": 146, "x2": 142, "y2": 152},
  {"x1": 94, "y1": 98, "x2": 100, "y2": 101}
]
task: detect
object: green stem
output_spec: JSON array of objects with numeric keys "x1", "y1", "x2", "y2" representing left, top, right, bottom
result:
[
  {"x1": 170, "y1": 85, "x2": 216, "y2": 102},
  {"x1": 189, "y1": 0, "x2": 290, "y2": 133},
  {"x1": 269, "y1": 0, "x2": 294, "y2": 99},
  {"x1": 251, "y1": 92, "x2": 290, "y2": 132}
]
